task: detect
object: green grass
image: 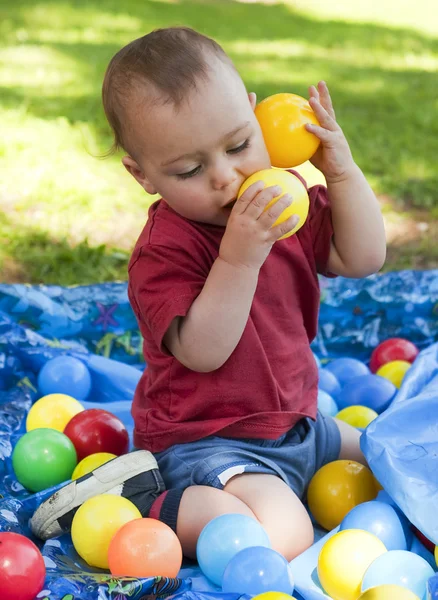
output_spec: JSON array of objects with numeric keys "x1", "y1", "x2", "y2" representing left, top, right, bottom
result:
[{"x1": 1, "y1": 0, "x2": 437, "y2": 284}]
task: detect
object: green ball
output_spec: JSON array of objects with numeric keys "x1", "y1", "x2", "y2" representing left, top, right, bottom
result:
[{"x1": 12, "y1": 428, "x2": 77, "y2": 492}]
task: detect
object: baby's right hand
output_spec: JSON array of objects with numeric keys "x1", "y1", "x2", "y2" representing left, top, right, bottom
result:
[{"x1": 219, "y1": 181, "x2": 299, "y2": 271}]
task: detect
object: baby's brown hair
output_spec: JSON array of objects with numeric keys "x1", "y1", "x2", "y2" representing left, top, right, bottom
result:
[{"x1": 102, "y1": 27, "x2": 235, "y2": 156}]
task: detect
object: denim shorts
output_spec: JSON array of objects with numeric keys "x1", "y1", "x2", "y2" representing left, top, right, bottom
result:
[{"x1": 154, "y1": 412, "x2": 341, "y2": 500}]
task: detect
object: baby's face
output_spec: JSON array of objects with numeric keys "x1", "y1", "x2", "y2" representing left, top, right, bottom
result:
[{"x1": 127, "y1": 60, "x2": 271, "y2": 226}]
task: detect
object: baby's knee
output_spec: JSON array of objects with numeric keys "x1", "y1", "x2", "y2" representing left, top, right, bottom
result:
[{"x1": 265, "y1": 504, "x2": 314, "y2": 562}]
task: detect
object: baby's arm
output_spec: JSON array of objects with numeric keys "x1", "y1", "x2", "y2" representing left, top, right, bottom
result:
[
  {"x1": 163, "y1": 182, "x2": 297, "y2": 372},
  {"x1": 306, "y1": 82, "x2": 386, "y2": 278}
]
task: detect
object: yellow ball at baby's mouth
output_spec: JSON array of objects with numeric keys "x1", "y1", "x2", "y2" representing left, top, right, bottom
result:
[{"x1": 237, "y1": 168, "x2": 309, "y2": 240}]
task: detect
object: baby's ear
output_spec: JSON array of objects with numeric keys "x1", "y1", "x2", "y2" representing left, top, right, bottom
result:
[
  {"x1": 122, "y1": 156, "x2": 157, "y2": 195},
  {"x1": 248, "y1": 92, "x2": 257, "y2": 111}
]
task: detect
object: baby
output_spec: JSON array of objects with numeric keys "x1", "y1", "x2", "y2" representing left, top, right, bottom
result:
[{"x1": 31, "y1": 27, "x2": 386, "y2": 562}]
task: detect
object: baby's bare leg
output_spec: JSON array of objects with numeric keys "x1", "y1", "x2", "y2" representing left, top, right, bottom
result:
[
  {"x1": 176, "y1": 473, "x2": 313, "y2": 561},
  {"x1": 334, "y1": 417, "x2": 367, "y2": 465}
]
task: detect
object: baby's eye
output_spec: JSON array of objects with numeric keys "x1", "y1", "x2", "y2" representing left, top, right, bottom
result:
[
  {"x1": 227, "y1": 139, "x2": 250, "y2": 154},
  {"x1": 177, "y1": 165, "x2": 202, "y2": 180}
]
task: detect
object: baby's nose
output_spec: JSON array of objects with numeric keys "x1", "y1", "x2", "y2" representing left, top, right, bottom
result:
[{"x1": 210, "y1": 163, "x2": 237, "y2": 191}]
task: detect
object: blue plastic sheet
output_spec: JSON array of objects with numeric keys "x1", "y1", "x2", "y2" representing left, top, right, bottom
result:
[{"x1": 0, "y1": 271, "x2": 437, "y2": 600}]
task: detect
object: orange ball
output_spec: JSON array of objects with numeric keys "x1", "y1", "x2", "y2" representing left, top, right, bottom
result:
[
  {"x1": 307, "y1": 460, "x2": 378, "y2": 531},
  {"x1": 255, "y1": 93, "x2": 320, "y2": 168},
  {"x1": 108, "y1": 518, "x2": 183, "y2": 578}
]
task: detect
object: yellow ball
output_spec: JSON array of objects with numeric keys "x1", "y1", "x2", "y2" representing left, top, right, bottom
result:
[
  {"x1": 336, "y1": 405, "x2": 378, "y2": 429},
  {"x1": 318, "y1": 529, "x2": 387, "y2": 600},
  {"x1": 71, "y1": 494, "x2": 141, "y2": 569},
  {"x1": 71, "y1": 452, "x2": 117, "y2": 480},
  {"x1": 253, "y1": 594, "x2": 298, "y2": 600},
  {"x1": 237, "y1": 169, "x2": 309, "y2": 239},
  {"x1": 376, "y1": 361, "x2": 411, "y2": 388},
  {"x1": 255, "y1": 93, "x2": 321, "y2": 168},
  {"x1": 308, "y1": 460, "x2": 378, "y2": 531},
  {"x1": 435, "y1": 544, "x2": 437, "y2": 567},
  {"x1": 26, "y1": 393, "x2": 84, "y2": 432},
  {"x1": 357, "y1": 584, "x2": 420, "y2": 600}
]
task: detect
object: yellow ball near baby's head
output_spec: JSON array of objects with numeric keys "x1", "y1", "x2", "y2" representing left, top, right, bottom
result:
[
  {"x1": 255, "y1": 93, "x2": 321, "y2": 168},
  {"x1": 237, "y1": 169, "x2": 309, "y2": 240}
]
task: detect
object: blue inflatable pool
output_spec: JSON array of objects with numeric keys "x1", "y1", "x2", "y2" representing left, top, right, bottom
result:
[{"x1": 0, "y1": 271, "x2": 437, "y2": 600}]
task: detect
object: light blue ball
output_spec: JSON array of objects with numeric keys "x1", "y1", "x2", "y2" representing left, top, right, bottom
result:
[
  {"x1": 361, "y1": 550, "x2": 435, "y2": 600},
  {"x1": 38, "y1": 355, "x2": 92, "y2": 401},
  {"x1": 340, "y1": 500, "x2": 409, "y2": 551},
  {"x1": 318, "y1": 368, "x2": 342, "y2": 398},
  {"x1": 317, "y1": 389, "x2": 339, "y2": 417},
  {"x1": 336, "y1": 374, "x2": 397, "y2": 413},
  {"x1": 325, "y1": 357, "x2": 370, "y2": 387},
  {"x1": 222, "y1": 546, "x2": 294, "y2": 595},
  {"x1": 196, "y1": 514, "x2": 271, "y2": 586}
]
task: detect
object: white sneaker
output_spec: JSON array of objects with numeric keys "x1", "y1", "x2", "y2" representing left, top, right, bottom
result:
[{"x1": 30, "y1": 450, "x2": 165, "y2": 540}]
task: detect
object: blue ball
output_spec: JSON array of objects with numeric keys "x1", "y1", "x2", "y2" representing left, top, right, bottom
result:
[
  {"x1": 325, "y1": 357, "x2": 369, "y2": 387},
  {"x1": 318, "y1": 368, "x2": 342, "y2": 398},
  {"x1": 197, "y1": 514, "x2": 271, "y2": 586},
  {"x1": 38, "y1": 355, "x2": 92, "y2": 401},
  {"x1": 340, "y1": 500, "x2": 409, "y2": 551},
  {"x1": 337, "y1": 374, "x2": 397, "y2": 413},
  {"x1": 317, "y1": 389, "x2": 339, "y2": 417},
  {"x1": 222, "y1": 546, "x2": 295, "y2": 595},
  {"x1": 361, "y1": 550, "x2": 435, "y2": 598}
]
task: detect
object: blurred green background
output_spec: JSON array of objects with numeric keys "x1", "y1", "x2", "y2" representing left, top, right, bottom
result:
[{"x1": 1, "y1": 0, "x2": 437, "y2": 284}]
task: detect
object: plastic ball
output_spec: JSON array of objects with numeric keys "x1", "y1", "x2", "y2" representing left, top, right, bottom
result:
[
  {"x1": 325, "y1": 358, "x2": 370, "y2": 387},
  {"x1": 12, "y1": 428, "x2": 77, "y2": 492},
  {"x1": 71, "y1": 452, "x2": 116, "y2": 480},
  {"x1": 252, "y1": 593, "x2": 298, "y2": 600},
  {"x1": 26, "y1": 393, "x2": 84, "y2": 432},
  {"x1": 318, "y1": 529, "x2": 387, "y2": 600},
  {"x1": 358, "y1": 584, "x2": 420, "y2": 599},
  {"x1": 361, "y1": 550, "x2": 435, "y2": 598},
  {"x1": 255, "y1": 93, "x2": 321, "y2": 168},
  {"x1": 222, "y1": 546, "x2": 295, "y2": 595},
  {"x1": 340, "y1": 500, "x2": 410, "y2": 551},
  {"x1": 411, "y1": 526, "x2": 435, "y2": 554},
  {"x1": 318, "y1": 368, "x2": 342, "y2": 398},
  {"x1": 336, "y1": 374, "x2": 397, "y2": 414},
  {"x1": 108, "y1": 517, "x2": 183, "y2": 578},
  {"x1": 336, "y1": 405, "x2": 378, "y2": 429},
  {"x1": 38, "y1": 355, "x2": 92, "y2": 400},
  {"x1": 308, "y1": 460, "x2": 378, "y2": 531},
  {"x1": 196, "y1": 513, "x2": 271, "y2": 586},
  {"x1": 313, "y1": 353, "x2": 321, "y2": 369},
  {"x1": 237, "y1": 169, "x2": 309, "y2": 239},
  {"x1": 71, "y1": 494, "x2": 141, "y2": 569},
  {"x1": 376, "y1": 360, "x2": 411, "y2": 389},
  {"x1": 64, "y1": 408, "x2": 129, "y2": 461},
  {"x1": 369, "y1": 338, "x2": 419, "y2": 373},
  {"x1": 317, "y1": 389, "x2": 339, "y2": 417},
  {"x1": 0, "y1": 532, "x2": 46, "y2": 600}
]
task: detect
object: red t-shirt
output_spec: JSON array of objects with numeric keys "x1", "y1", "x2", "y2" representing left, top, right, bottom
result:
[{"x1": 128, "y1": 179, "x2": 334, "y2": 453}]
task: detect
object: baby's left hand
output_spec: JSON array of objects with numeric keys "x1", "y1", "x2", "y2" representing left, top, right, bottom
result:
[{"x1": 306, "y1": 81, "x2": 355, "y2": 183}]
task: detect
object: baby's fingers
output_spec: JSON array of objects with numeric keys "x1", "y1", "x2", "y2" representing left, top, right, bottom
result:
[
  {"x1": 269, "y1": 214, "x2": 300, "y2": 241},
  {"x1": 258, "y1": 193, "x2": 293, "y2": 227}
]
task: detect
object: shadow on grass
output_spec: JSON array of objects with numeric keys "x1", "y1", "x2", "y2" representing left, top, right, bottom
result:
[{"x1": 1, "y1": 217, "x2": 130, "y2": 284}]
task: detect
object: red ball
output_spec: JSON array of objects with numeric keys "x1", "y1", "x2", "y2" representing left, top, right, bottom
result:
[
  {"x1": 64, "y1": 408, "x2": 129, "y2": 461},
  {"x1": 0, "y1": 532, "x2": 46, "y2": 600},
  {"x1": 369, "y1": 338, "x2": 419, "y2": 373}
]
